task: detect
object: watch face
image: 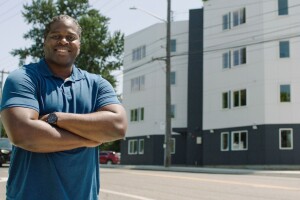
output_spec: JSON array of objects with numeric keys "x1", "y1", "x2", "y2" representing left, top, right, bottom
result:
[{"x1": 48, "y1": 113, "x2": 57, "y2": 124}]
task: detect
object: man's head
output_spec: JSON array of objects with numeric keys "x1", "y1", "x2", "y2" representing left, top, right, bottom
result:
[{"x1": 43, "y1": 15, "x2": 82, "y2": 69}]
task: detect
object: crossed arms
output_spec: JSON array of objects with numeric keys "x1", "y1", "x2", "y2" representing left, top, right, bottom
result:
[{"x1": 0, "y1": 104, "x2": 127, "y2": 153}]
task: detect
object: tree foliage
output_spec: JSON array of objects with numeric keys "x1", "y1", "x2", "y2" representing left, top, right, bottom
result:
[{"x1": 11, "y1": 0, "x2": 124, "y2": 87}]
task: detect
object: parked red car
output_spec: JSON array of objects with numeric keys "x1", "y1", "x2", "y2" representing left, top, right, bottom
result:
[
  {"x1": 0, "y1": 138, "x2": 12, "y2": 167},
  {"x1": 99, "y1": 151, "x2": 120, "y2": 165}
]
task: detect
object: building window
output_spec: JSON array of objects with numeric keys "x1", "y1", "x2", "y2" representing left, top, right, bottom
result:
[
  {"x1": 139, "y1": 139, "x2": 144, "y2": 154},
  {"x1": 222, "y1": 13, "x2": 231, "y2": 30},
  {"x1": 279, "y1": 129, "x2": 293, "y2": 150},
  {"x1": 171, "y1": 39, "x2": 176, "y2": 52},
  {"x1": 233, "y1": 47, "x2": 246, "y2": 66},
  {"x1": 233, "y1": 8, "x2": 246, "y2": 27},
  {"x1": 221, "y1": 132, "x2": 229, "y2": 151},
  {"x1": 278, "y1": 0, "x2": 288, "y2": 15},
  {"x1": 222, "y1": 51, "x2": 231, "y2": 69},
  {"x1": 170, "y1": 71, "x2": 176, "y2": 85},
  {"x1": 280, "y1": 84, "x2": 291, "y2": 102},
  {"x1": 170, "y1": 138, "x2": 176, "y2": 154},
  {"x1": 132, "y1": 45, "x2": 146, "y2": 61},
  {"x1": 233, "y1": 89, "x2": 247, "y2": 107},
  {"x1": 222, "y1": 91, "x2": 231, "y2": 109},
  {"x1": 171, "y1": 104, "x2": 176, "y2": 118},
  {"x1": 231, "y1": 131, "x2": 248, "y2": 151},
  {"x1": 128, "y1": 140, "x2": 138, "y2": 154},
  {"x1": 279, "y1": 41, "x2": 290, "y2": 58},
  {"x1": 130, "y1": 107, "x2": 145, "y2": 122},
  {"x1": 131, "y1": 75, "x2": 145, "y2": 92}
]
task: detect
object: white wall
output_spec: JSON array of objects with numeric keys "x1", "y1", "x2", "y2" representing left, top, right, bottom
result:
[
  {"x1": 203, "y1": 0, "x2": 300, "y2": 130},
  {"x1": 123, "y1": 21, "x2": 189, "y2": 137}
]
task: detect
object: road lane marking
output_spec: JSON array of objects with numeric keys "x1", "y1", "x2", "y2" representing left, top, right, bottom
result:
[
  {"x1": 0, "y1": 177, "x2": 8, "y2": 183},
  {"x1": 100, "y1": 189, "x2": 156, "y2": 200},
  {"x1": 126, "y1": 171, "x2": 300, "y2": 191}
]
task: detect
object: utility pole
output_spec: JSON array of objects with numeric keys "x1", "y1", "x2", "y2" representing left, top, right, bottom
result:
[{"x1": 164, "y1": 0, "x2": 172, "y2": 167}]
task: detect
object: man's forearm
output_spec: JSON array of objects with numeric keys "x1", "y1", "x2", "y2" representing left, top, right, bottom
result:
[
  {"x1": 50, "y1": 105, "x2": 127, "y2": 143},
  {"x1": 1, "y1": 107, "x2": 100, "y2": 153}
]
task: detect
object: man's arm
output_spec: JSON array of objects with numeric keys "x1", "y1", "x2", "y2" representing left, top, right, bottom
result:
[
  {"x1": 1, "y1": 107, "x2": 100, "y2": 153},
  {"x1": 41, "y1": 104, "x2": 128, "y2": 143}
]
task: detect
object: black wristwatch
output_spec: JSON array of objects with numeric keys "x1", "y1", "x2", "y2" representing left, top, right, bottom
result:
[{"x1": 47, "y1": 113, "x2": 58, "y2": 125}]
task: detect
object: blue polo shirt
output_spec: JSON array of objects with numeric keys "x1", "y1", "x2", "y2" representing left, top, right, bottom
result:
[{"x1": 1, "y1": 59, "x2": 120, "y2": 200}]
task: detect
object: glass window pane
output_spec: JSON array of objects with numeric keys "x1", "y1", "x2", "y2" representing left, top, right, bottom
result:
[
  {"x1": 170, "y1": 71, "x2": 176, "y2": 85},
  {"x1": 140, "y1": 107, "x2": 144, "y2": 121},
  {"x1": 233, "y1": 11, "x2": 239, "y2": 26},
  {"x1": 280, "y1": 84, "x2": 291, "y2": 102},
  {"x1": 171, "y1": 105, "x2": 175, "y2": 118},
  {"x1": 221, "y1": 133, "x2": 229, "y2": 151},
  {"x1": 278, "y1": 0, "x2": 288, "y2": 15},
  {"x1": 240, "y1": 89, "x2": 247, "y2": 106},
  {"x1": 139, "y1": 139, "x2": 144, "y2": 154},
  {"x1": 222, "y1": 14, "x2": 228, "y2": 30},
  {"x1": 279, "y1": 41, "x2": 290, "y2": 58},
  {"x1": 171, "y1": 39, "x2": 176, "y2": 52},
  {"x1": 280, "y1": 129, "x2": 292, "y2": 149},
  {"x1": 233, "y1": 50, "x2": 240, "y2": 66},
  {"x1": 222, "y1": 52, "x2": 231, "y2": 69},
  {"x1": 222, "y1": 92, "x2": 229, "y2": 109},
  {"x1": 240, "y1": 8, "x2": 246, "y2": 24},
  {"x1": 170, "y1": 138, "x2": 175, "y2": 154},
  {"x1": 233, "y1": 91, "x2": 239, "y2": 107},
  {"x1": 241, "y1": 131, "x2": 247, "y2": 149},
  {"x1": 240, "y1": 48, "x2": 246, "y2": 64}
]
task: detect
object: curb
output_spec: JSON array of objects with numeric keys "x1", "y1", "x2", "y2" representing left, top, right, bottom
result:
[{"x1": 100, "y1": 165, "x2": 300, "y2": 178}]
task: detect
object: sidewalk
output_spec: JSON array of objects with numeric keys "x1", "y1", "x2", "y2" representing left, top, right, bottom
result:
[{"x1": 101, "y1": 164, "x2": 300, "y2": 178}]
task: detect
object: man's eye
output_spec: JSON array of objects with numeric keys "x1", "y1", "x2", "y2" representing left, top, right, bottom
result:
[
  {"x1": 66, "y1": 36, "x2": 76, "y2": 41},
  {"x1": 50, "y1": 35, "x2": 60, "y2": 40}
]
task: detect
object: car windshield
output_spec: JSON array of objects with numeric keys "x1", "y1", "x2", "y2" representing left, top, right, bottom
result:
[{"x1": 0, "y1": 139, "x2": 12, "y2": 149}]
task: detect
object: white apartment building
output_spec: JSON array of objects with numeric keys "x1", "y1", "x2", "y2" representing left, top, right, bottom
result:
[
  {"x1": 121, "y1": 21, "x2": 190, "y2": 165},
  {"x1": 202, "y1": 0, "x2": 300, "y2": 165}
]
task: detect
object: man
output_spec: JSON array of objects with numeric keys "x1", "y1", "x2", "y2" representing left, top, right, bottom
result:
[{"x1": 0, "y1": 15, "x2": 127, "y2": 200}]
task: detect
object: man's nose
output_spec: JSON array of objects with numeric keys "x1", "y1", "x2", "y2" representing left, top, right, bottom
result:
[{"x1": 58, "y1": 37, "x2": 68, "y2": 44}]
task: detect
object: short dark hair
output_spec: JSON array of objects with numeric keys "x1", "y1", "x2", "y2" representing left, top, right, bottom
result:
[{"x1": 44, "y1": 15, "x2": 82, "y2": 39}]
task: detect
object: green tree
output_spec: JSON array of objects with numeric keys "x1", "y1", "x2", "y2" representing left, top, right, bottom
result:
[{"x1": 11, "y1": 0, "x2": 124, "y2": 88}]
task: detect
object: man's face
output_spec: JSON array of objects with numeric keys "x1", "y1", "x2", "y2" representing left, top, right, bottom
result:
[{"x1": 43, "y1": 19, "x2": 81, "y2": 68}]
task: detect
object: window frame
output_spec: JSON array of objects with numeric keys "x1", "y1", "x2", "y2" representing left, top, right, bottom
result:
[
  {"x1": 170, "y1": 138, "x2": 176, "y2": 154},
  {"x1": 171, "y1": 104, "x2": 176, "y2": 119},
  {"x1": 233, "y1": 8, "x2": 246, "y2": 27},
  {"x1": 222, "y1": 51, "x2": 231, "y2": 69},
  {"x1": 222, "y1": 12, "x2": 231, "y2": 30},
  {"x1": 231, "y1": 130, "x2": 248, "y2": 151},
  {"x1": 233, "y1": 47, "x2": 246, "y2": 66},
  {"x1": 128, "y1": 139, "x2": 138, "y2": 155},
  {"x1": 138, "y1": 139, "x2": 145, "y2": 154},
  {"x1": 233, "y1": 89, "x2": 247, "y2": 108},
  {"x1": 279, "y1": 41, "x2": 290, "y2": 58},
  {"x1": 170, "y1": 71, "x2": 176, "y2": 85},
  {"x1": 132, "y1": 45, "x2": 146, "y2": 61},
  {"x1": 278, "y1": 0, "x2": 288, "y2": 15},
  {"x1": 171, "y1": 39, "x2": 177, "y2": 52},
  {"x1": 222, "y1": 91, "x2": 231, "y2": 109},
  {"x1": 221, "y1": 132, "x2": 229, "y2": 151},
  {"x1": 280, "y1": 84, "x2": 291, "y2": 102},
  {"x1": 279, "y1": 128, "x2": 293, "y2": 150}
]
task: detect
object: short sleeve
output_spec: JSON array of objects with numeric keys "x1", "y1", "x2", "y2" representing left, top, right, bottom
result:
[
  {"x1": 95, "y1": 77, "x2": 120, "y2": 110},
  {"x1": 0, "y1": 69, "x2": 39, "y2": 112}
]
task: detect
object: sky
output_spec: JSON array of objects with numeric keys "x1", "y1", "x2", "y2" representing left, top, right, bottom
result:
[{"x1": 0, "y1": 0, "x2": 203, "y2": 93}]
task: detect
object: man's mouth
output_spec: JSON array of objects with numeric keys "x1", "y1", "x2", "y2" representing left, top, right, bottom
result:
[{"x1": 55, "y1": 47, "x2": 71, "y2": 53}]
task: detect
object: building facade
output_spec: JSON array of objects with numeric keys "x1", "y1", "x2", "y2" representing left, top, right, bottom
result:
[
  {"x1": 202, "y1": 0, "x2": 300, "y2": 165},
  {"x1": 121, "y1": 9, "x2": 204, "y2": 165},
  {"x1": 121, "y1": 0, "x2": 300, "y2": 167}
]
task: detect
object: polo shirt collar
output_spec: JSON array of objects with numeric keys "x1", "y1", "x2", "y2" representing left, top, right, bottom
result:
[{"x1": 38, "y1": 59, "x2": 85, "y2": 82}]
